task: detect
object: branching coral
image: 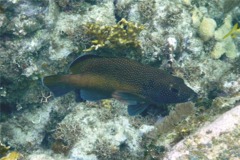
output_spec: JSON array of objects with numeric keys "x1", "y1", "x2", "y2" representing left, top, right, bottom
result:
[
  {"x1": 53, "y1": 122, "x2": 82, "y2": 146},
  {"x1": 51, "y1": 121, "x2": 83, "y2": 154},
  {"x1": 92, "y1": 138, "x2": 134, "y2": 160},
  {"x1": 83, "y1": 18, "x2": 144, "y2": 51}
]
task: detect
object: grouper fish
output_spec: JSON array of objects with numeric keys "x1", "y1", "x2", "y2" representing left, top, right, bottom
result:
[{"x1": 42, "y1": 54, "x2": 197, "y2": 116}]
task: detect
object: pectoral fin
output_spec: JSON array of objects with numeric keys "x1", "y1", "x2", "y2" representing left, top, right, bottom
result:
[
  {"x1": 112, "y1": 91, "x2": 145, "y2": 105},
  {"x1": 127, "y1": 104, "x2": 148, "y2": 116}
]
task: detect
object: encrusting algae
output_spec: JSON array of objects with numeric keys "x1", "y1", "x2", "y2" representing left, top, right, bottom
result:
[{"x1": 83, "y1": 18, "x2": 144, "y2": 51}]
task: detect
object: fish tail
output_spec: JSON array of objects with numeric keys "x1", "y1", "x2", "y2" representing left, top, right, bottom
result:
[{"x1": 42, "y1": 75, "x2": 74, "y2": 97}]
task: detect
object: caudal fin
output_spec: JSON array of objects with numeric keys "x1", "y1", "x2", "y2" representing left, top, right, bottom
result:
[{"x1": 42, "y1": 75, "x2": 74, "y2": 97}]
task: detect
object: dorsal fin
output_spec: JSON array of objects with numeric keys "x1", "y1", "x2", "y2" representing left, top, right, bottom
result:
[
  {"x1": 69, "y1": 54, "x2": 101, "y2": 72},
  {"x1": 69, "y1": 54, "x2": 101, "y2": 68}
]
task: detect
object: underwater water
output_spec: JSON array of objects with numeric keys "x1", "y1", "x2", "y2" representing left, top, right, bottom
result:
[{"x1": 0, "y1": 0, "x2": 240, "y2": 160}]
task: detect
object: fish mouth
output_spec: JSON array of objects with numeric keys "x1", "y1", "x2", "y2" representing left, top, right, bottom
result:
[{"x1": 188, "y1": 92, "x2": 198, "y2": 101}]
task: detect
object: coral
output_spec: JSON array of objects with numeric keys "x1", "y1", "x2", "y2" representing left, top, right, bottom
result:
[
  {"x1": 0, "y1": 143, "x2": 10, "y2": 157},
  {"x1": 191, "y1": 1, "x2": 218, "y2": 18},
  {"x1": 1, "y1": 1, "x2": 47, "y2": 37},
  {"x1": 0, "y1": 13, "x2": 8, "y2": 35},
  {"x1": 142, "y1": 92, "x2": 240, "y2": 159},
  {"x1": 142, "y1": 93, "x2": 240, "y2": 159},
  {"x1": 113, "y1": 0, "x2": 134, "y2": 22},
  {"x1": 51, "y1": 141, "x2": 71, "y2": 155},
  {"x1": 92, "y1": 138, "x2": 118, "y2": 160},
  {"x1": 92, "y1": 137, "x2": 137, "y2": 160},
  {"x1": 155, "y1": 102, "x2": 196, "y2": 135},
  {"x1": 191, "y1": 7, "x2": 203, "y2": 28},
  {"x1": 54, "y1": 102, "x2": 149, "y2": 159},
  {"x1": 0, "y1": 1, "x2": 50, "y2": 110},
  {"x1": 83, "y1": 18, "x2": 144, "y2": 51},
  {"x1": 55, "y1": 0, "x2": 100, "y2": 13},
  {"x1": 26, "y1": 153, "x2": 56, "y2": 160},
  {"x1": 100, "y1": 99, "x2": 113, "y2": 109},
  {"x1": 214, "y1": 14, "x2": 233, "y2": 41},
  {"x1": 0, "y1": 151, "x2": 22, "y2": 160},
  {"x1": 223, "y1": 0, "x2": 240, "y2": 13},
  {"x1": 198, "y1": 17, "x2": 217, "y2": 41},
  {"x1": 211, "y1": 39, "x2": 237, "y2": 59},
  {"x1": 138, "y1": 0, "x2": 156, "y2": 23},
  {"x1": 0, "y1": 103, "x2": 52, "y2": 151},
  {"x1": 0, "y1": 0, "x2": 240, "y2": 159},
  {"x1": 182, "y1": 0, "x2": 192, "y2": 6},
  {"x1": 160, "y1": 4, "x2": 185, "y2": 27},
  {"x1": 211, "y1": 14, "x2": 238, "y2": 59},
  {"x1": 139, "y1": 102, "x2": 197, "y2": 159},
  {"x1": 53, "y1": 122, "x2": 83, "y2": 147}
]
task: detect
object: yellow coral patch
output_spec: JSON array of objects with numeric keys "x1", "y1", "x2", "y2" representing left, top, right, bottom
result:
[
  {"x1": 83, "y1": 18, "x2": 144, "y2": 51},
  {"x1": 0, "y1": 151, "x2": 22, "y2": 160},
  {"x1": 101, "y1": 99, "x2": 112, "y2": 109}
]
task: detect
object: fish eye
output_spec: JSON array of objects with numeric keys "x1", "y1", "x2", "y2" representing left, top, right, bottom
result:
[{"x1": 170, "y1": 87, "x2": 179, "y2": 94}]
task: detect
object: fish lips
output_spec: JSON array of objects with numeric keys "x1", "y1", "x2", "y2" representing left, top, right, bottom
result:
[{"x1": 187, "y1": 92, "x2": 198, "y2": 102}]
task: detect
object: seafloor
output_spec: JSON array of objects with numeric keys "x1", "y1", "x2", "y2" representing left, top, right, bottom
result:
[{"x1": 0, "y1": 0, "x2": 240, "y2": 160}]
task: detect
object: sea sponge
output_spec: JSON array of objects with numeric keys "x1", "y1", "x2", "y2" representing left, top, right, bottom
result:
[
  {"x1": 183, "y1": 0, "x2": 192, "y2": 6},
  {"x1": 198, "y1": 17, "x2": 217, "y2": 41},
  {"x1": 214, "y1": 14, "x2": 232, "y2": 41},
  {"x1": 211, "y1": 39, "x2": 237, "y2": 59},
  {"x1": 211, "y1": 42, "x2": 225, "y2": 59},
  {"x1": 211, "y1": 14, "x2": 238, "y2": 59}
]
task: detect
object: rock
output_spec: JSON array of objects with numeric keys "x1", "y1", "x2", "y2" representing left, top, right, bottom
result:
[{"x1": 163, "y1": 105, "x2": 240, "y2": 160}]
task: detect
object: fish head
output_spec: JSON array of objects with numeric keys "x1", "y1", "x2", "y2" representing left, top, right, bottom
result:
[{"x1": 152, "y1": 76, "x2": 198, "y2": 104}]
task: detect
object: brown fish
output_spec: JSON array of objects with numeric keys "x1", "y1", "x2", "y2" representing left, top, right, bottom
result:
[{"x1": 42, "y1": 54, "x2": 197, "y2": 115}]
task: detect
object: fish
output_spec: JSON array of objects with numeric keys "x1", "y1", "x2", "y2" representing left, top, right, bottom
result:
[{"x1": 42, "y1": 54, "x2": 198, "y2": 116}]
